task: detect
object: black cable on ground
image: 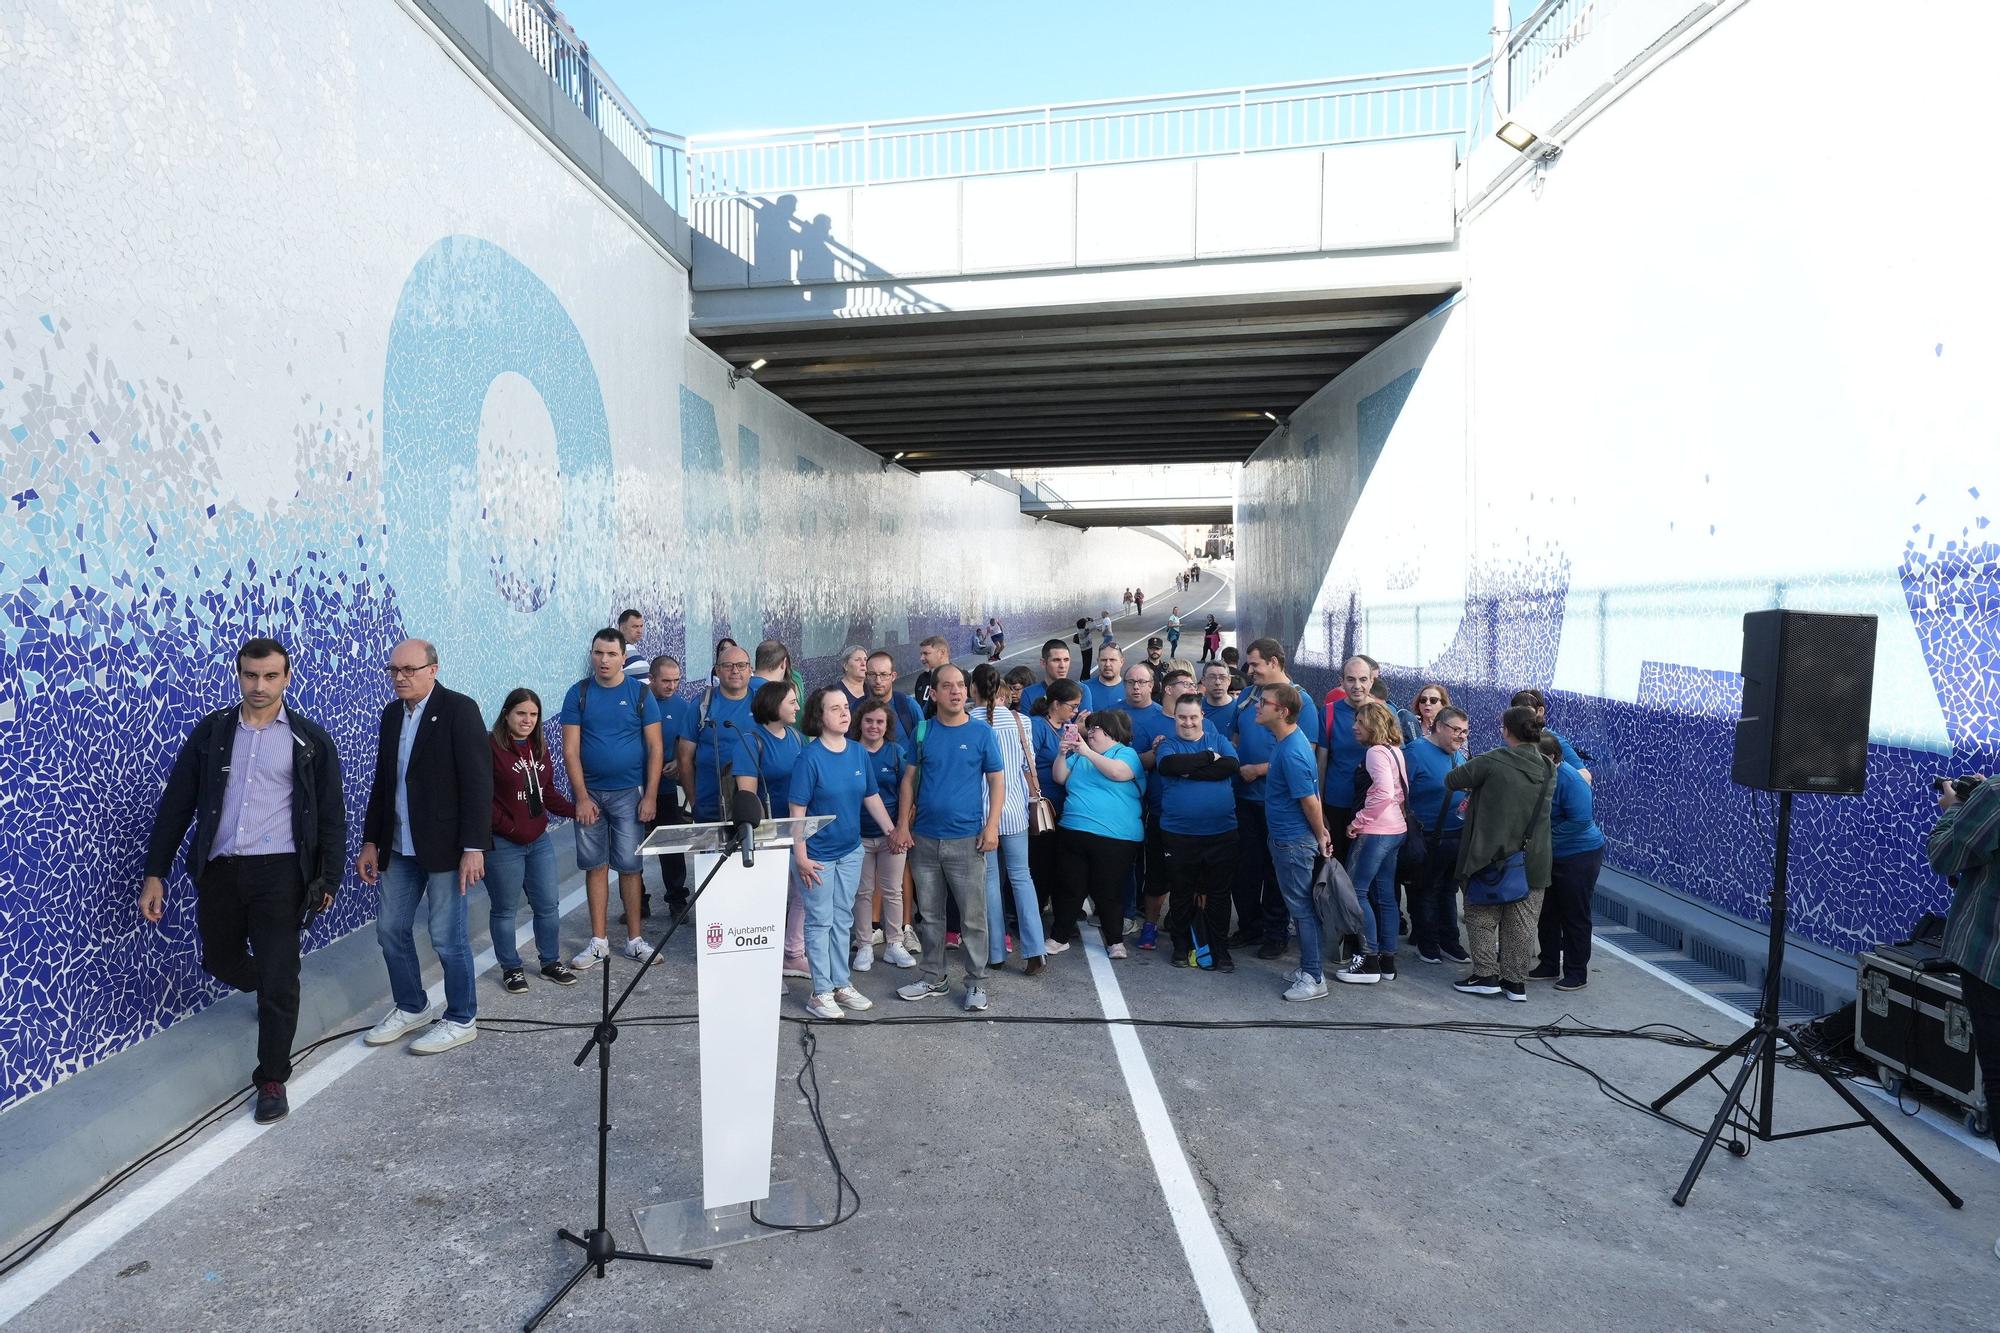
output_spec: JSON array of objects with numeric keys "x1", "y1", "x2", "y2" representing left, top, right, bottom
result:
[{"x1": 0, "y1": 1005, "x2": 1812, "y2": 1273}]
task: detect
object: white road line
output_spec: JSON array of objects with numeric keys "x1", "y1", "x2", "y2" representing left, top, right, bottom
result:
[
  {"x1": 1592, "y1": 932, "x2": 1998, "y2": 1163},
  {"x1": 0, "y1": 878, "x2": 592, "y2": 1326},
  {"x1": 1079, "y1": 935, "x2": 1259, "y2": 1332},
  {"x1": 985, "y1": 574, "x2": 1233, "y2": 672}
]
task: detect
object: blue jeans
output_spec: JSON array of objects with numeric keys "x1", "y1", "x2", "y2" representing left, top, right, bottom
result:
[
  {"x1": 985, "y1": 831, "x2": 1046, "y2": 963},
  {"x1": 574, "y1": 784, "x2": 642, "y2": 874},
  {"x1": 1347, "y1": 831, "x2": 1404, "y2": 955},
  {"x1": 1268, "y1": 837, "x2": 1324, "y2": 982},
  {"x1": 377, "y1": 852, "x2": 476, "y2": 1024},
  {"x1": 803, "y1": 845, "x2": 862, "y2": 995},
  {"x1": 485, "y1": 832, "x2": 563, "y2": 970}
]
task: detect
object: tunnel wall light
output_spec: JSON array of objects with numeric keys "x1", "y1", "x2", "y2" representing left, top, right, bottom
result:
[
  {"x1": 727, "y1": 357, "x2": 768, "y2": 389},
  {"x1": 1496, "y1": 119, "x2": 1563, "y2": 163}
]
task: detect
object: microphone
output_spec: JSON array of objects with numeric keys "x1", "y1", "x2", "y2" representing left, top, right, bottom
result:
[{"x1": 729, "y1": 787, "x2": 764, "y2": 868}]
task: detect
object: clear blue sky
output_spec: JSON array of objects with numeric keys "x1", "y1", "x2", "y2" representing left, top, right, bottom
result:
[{"x1": 553, "y1": 1, "x2": 1500, "y2": 136}]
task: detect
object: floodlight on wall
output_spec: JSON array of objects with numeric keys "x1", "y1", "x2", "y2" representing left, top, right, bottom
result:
[
  {"x1": 727, "y1": 357, "x2": 768, "y2": 388},
  {"x1": 1495, "y1": 119, "x2": 1563, "y2": 163}
]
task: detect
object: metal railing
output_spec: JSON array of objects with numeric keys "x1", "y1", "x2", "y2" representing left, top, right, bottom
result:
[
  {"x1": 483, "y1": 0, "x2": 686, "y2": 210},
  {"x1": 684, "y1": 66, "x2": 1489, "y2": 200},
  {"x1": 1506, "y1": 0, "x2": 1617, "y2": 107}
]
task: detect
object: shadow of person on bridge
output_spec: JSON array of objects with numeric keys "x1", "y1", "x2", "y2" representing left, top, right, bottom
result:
[{"x1": 751, "y1": 192, "x2": 802, "y2": 285}]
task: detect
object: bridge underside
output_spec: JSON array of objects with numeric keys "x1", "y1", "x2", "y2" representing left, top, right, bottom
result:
[{"x1": 696, "y1": 288, "x2": 1454, "y2": 471}]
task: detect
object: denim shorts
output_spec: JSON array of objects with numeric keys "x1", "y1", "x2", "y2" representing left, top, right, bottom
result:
[{"x1": 575, "y1": 784, "x2": 643, "y2": 875}]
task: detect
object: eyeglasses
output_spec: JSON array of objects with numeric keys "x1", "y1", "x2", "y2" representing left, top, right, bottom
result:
[
  {"x1": 717, "y1": 660, "x2": 751, "y2": 671},
  {"x1": 385, "y1": 663, "x2": 435, "y2": 678}
]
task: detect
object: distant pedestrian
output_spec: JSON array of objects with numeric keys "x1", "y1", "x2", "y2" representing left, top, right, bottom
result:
[
  {"x1": 1133, "y1": 587, "x2": 1145, "y2": 617},
  {"x1": 988, "y1": 616, "x2": 1006, "y2": 662},
  {"x1": 1166, "y1": 606, "x2": 1183, "y2": 658}
]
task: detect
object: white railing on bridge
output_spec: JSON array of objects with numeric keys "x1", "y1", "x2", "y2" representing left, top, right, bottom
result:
[
  {"x1": 1507, "y1": 0, "x2": 1613, "y2": 107},
  {"x1": 684, "y1": 66, "x2": 1488, "y2": 200}
]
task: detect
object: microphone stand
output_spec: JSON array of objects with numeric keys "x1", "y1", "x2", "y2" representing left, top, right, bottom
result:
[{"x1": 523, "y1": 817, "x2": 754, "y2": 1331}]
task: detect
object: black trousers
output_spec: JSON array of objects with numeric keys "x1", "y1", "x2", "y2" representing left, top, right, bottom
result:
[
  {"x1": 1410, "y1": 830, "x2": 1464, "y2": 955},
  {"x1": 1054, "y1": 827, "x2": 1140, "y2": 946},
  {"x1": 1959, "y1": 972, "x2": 2000, "y2": 1151},
  {"x1": 197, "y1": 854, "x2": 304, "y2": 1086},
  {"x1": 1165, "y1": 829, "x2": 1237, "y2": 963},
  {"x1": 1324, "y1": 806, "x2": 1355, "y2": 862},
  {"x1": 650, "y1": 800, "x2": 691, "y2": 908},
  {"x1": 1230, "y1": 799, "x2": 1287, "y2": 942},
  {"x1": 1537, "y1": 846, "x2": 1604, "y2": 977},
  {"x1": 1028, "y1": 827, "x2": 1060, "y2": 912}
]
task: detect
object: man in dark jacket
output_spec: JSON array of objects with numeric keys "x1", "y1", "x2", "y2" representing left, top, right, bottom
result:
[
  {"x1": 1445, "y1": 705, "x2": 1555, "y2": 1001},
  {"x1": 356, "y1": 638, "x2": 492, "y2": 1056},
  {"x1": 142, "y1": 638, "x2": 345, "y2": 1123}
]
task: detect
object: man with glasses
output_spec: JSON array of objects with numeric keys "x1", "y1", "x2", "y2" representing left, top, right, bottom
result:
[
  {"x1": 561, "y1": 628, "x2": 664, "y2": 969},
  {"x1": 1406, "y1": 705, "x2": 1473, "y2": 965},
  {"x1": 1124, "y1": 662, "x2": 1173, "y2": 947},
  {"x1": 1320, "y1": 655, "x2": 1378, "y2": 862},
  {"x1": 863, "y1": 650, "x2": 924, "y2": 756},
  {"x1": 1257, "y1": 683, "x2": 1335, "y2": 1001},
  {"x1": 693, "y1": 643, "x2": 758, "y2": 826},
  {"x1": 142, "y1": 637, "x2": 346, "y2": 1122},
  {"x1": 647, "y1": 654, "x2": 696, "y2": 920},
  {"x1": 357, "y1": 638, "x2": 492, "y2": 1056},
  {"x1": 1199, "y1": 660, "x2": 1236, "y2": 727}
]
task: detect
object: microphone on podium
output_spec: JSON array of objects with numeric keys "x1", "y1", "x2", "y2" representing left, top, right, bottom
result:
[{"x1": 729, "y1": 787, "x2": 764, "y2": 868}]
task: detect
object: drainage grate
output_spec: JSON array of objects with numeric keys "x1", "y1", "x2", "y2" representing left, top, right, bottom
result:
[
  {"x1": 1595, "y1": 898, "x2": 1631, "y2": 927},
  {"x1": 1780, "y1": 975, "x2": 1826, "y2": 1016},
  {"x1": 1634, "y1": 911, "x2": 1684, "y2": 952},
  {"x1": 1688, "y1": 937, "x2": 1749, "y2": 983}
]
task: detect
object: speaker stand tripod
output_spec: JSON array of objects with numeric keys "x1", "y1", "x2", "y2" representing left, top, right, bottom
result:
[
  {"x1": 1650, "y1": 791, "x2": 1963, "y2": 1209},
  {"x1": 523, "y1": 850, "x2": 736, "y2": 1331}
]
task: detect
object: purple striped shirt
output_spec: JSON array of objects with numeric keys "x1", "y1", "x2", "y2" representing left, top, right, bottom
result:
[{"x1": 210, "y1": 706, "x2": 296, "y2": 859}]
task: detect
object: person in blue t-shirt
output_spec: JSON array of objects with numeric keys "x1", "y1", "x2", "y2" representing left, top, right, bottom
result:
[
  {"x1": 643, "y1": 654, "x2": 697, "y2": 921},
  {"x1": 1079, "y1": 643, "x2": 1127, "y2": 712},
  {"x1": 690, "y1": 645, "x2": 756, "y2": 825},
  {"x1": 1533, "y1": 732, "x2": 1605, "y2": 990},
  {"x1": 1319, "y1": 654, "x2": 1380, "y2": 861},
  {"x1": 1027, "y1": 677, "x2": 1083, "y2": 927},
  {"x1": 789, "y1": 687, "x2": 898, "y2": 1019},
  {"x1": 893, "y1": 664, "x2": 1002, "y2": 1011},
  {"x1": 863, "y1": 649, "x2": 925, "y2": 760},
  {"x1": 729, "y1": 680, "x2": 808, "y2": 977},
  {"x1": 1122, "y1": 663, "x2": 1175, "y2": 950},
  {"x1": 1513, "y1": 688, "x2": 1590, "y2": 780},
  {"x1": 850, "y1": 697, "x2": 917, "y2": 972},
  {"x1": 1255, "y1": 682, "x2": 1334, "y2": 1001},
  {"x1": 1052, "y1": 707, "x2": 1146, "y2": 956},
  {"x1": 1155, "y1": 694, "x2": 1241, "y2": 971},
  {"x1": 1199, "y1": 661, "x2": 1237, "y2": 728},
  {"x1": 1228, "y1": 639, "x2": 1322, "y2": 959},
  {"x1": 1404, "y1": 706, "x2": 1472, "y2": 964},
  {"x1": 1018, "y1": 639, "x2": 1073, "y2": 716},
  {"x1": 560, "y1": 629, "x2": 664, "y2": 971}
]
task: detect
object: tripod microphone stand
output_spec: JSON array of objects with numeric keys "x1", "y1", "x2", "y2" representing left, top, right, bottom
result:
[
  {"x1": 523, "y1": 820, "x2": 751, "y2": 1332},
  {"x1": 1650, "y1": 791, "x2": 1963, "y2": 1209}
]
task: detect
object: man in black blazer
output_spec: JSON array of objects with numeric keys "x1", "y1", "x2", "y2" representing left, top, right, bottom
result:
[
  {"x1": 356, "y1": 638, "x2": 492, "y2": 1056},
  {"x1": 143, "y1": 637, "x2": 346, "y2": 1123}
]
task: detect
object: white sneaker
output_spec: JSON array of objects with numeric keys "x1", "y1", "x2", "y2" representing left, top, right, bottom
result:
[
  {"x1": 901, "y1": 925, "x2": 921, "y2": 956},
  {"x1": 852, "y1": 943, "x2": 875, "y2": 972},
  {"x1": 571, "y1": 937, "x2": 610, "y2": 971},
  {"x1": 871, "y1": 926, "x2": 886, "y2": 946},
  {"x1": 622, "y1": 936, "x2": 656, "y2": 964},
  {"x1": 1043, "y1": 939, "x2": 1071, "y2": 955},
  {"x1": 410, "y1": 1018, "x2": 477, "y2": 1055},
  {"x1": 363, "y1": 1005, "x2": 433, "y2": 1046},
  {"x1": 1283, "y1": 974, "x2": 1330, "y2": 1003},
  {"x1": 805, "y1": 993, "x2": 845, "y2": 1020},
  {"x1": 882, "y1": 943, "x2": 917, "y2": 969},
  {"x1": 833, "y1": 985, "x2": 874, "y2": 1012},
  {"x1": 1107, "y1": 943, "x2": 1128, "y2": 960}
]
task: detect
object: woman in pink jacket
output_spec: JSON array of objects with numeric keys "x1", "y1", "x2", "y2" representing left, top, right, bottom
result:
[{"x1": 1335, "y1": 700, "x2": 1408, "y2": 986}]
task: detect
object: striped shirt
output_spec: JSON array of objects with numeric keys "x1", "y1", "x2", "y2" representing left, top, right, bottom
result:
[
  {"x1": 980, "y1": 703, "x2": 1031, "y2": 837},
  {"x1": 1931, "y1": 781, "x2": 2000, "y2": 989}
]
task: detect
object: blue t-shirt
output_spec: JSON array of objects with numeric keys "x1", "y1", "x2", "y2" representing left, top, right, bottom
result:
[
  {"x1": 1078, "y1": 676, "x2": 1125, "y2": 712},
  {"x1": 689, "y1": 688, "x2": 756, "y2": 819},
  {"x1": 1263, "y1": 728, "x2": 1321, "y2": 845},
  {"x1": 1404, "y1": 737, "x2": 1468, "y2": 833},
  {"x1": 788, "y1": 739, "x2": 873, "y2": 860},
  {"x1": 653, "y1": 693, "x2": 697, "y2": 792},
  {"x1": 1019, "y1": 680, "x2": 1070, "y2": 715},
  {"x1": 888, "y1": 692, "x2": 925, "y2": 760},
  {"x1": 1550, "y1": 761, "x2": 1605, "y2": 859},
  {"x1": 1321, "y1": 695, "x2": 1367, "y2": 810},
  {"x1": 1032, "y1": 716, "x2": 1066, "y2": 813},
  {"x1": 859, "y1": 741, "x2": 906, "y2": 832},
  {"x1": 1126, "y1": 704, "x2": 1174, "y2": 810},
  {"x1": 1200, "y1": 695, "x2": 1237, "y2": 727},
  {"x1": 560, "y1": 677, "x2": 657, "y2": 792},
  {"x1": 1548, "y1": 727, "x2": 1586, "y2": 769},
  {"x1": 1155, "y1": 731, "x2": 1239, "y2": 836},
  {"x1": 727, "y1": 724, "x2": 805, "y2": 816},
  {"x1": 1230, "y1": 687, "x2": 1321, "y2": 804},
  {"x1": 910, "y1": 715, "x2": 1004, "y2": 840},
  {"x1": 1059, "y1": 742, "x2": 1145, "y2": 842}
]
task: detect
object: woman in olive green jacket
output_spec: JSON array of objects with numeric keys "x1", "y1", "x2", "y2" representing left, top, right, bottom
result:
[{"x1": 1444, "y1": 705, "x2": 1556, "y2": 1001}]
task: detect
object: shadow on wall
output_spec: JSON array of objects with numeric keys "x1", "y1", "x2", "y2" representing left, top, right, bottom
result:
[{"x1": 743, "y1": 194, "x2": 945, "y2": 319}]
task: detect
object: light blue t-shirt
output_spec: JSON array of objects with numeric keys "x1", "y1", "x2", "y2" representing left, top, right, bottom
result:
[
  {"x1": 690, "y1": 688, "x2": 756, "y2": 820},
  {"x1": 560, "y1": 677, "x2": 657, "y2": 792},
  {"x1": 911, "y1": 715, "x2": 1004, "y2": 840},
  {"x1": 1155, "y1": 731, "x2": 1239, "y2": 836},
  {"x1": 1230, "y1": 687, "x2": 1322, "y2": 804},
  {"x1": 1059, "y1": 742, "x2": 1145, "y2": 842},
  {"x1": 788, "y1": 739, "x2": 872, "y2": 860},
  {"x1": 727, "y1": 724, "x2": 805, "y2": 816},
  {"x1": 1262, "y1": 728, "x2": 1322, "y2": 845}
]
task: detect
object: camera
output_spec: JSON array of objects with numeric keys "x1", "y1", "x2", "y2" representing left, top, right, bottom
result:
[{"x1": 1933, "y1": 774, "x2": 1982, "y2": 801}]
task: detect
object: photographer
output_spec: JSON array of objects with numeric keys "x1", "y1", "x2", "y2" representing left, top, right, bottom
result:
[{"x1": 1928, "y1": 773, "x2": 2000, "y2": 1186}]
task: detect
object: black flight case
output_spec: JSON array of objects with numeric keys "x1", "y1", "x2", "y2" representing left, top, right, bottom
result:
[{"x1": 1853, "y1": 946, "x2": 1990, "y2": 1137}]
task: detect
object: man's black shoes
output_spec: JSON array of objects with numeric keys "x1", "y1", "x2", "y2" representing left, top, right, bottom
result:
[{"x1": 254, "y1": 1080, "x2": 289, "y2": 1124}]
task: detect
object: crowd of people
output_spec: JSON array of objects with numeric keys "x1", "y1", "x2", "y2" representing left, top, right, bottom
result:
[{"x1": 140, "y1": 587, "x2": 1613, "y2": 1121}]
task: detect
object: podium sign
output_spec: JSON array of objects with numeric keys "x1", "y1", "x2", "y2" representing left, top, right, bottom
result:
[{"x1": 635, "y1": 816, "x2": 828, "y2": 1213}]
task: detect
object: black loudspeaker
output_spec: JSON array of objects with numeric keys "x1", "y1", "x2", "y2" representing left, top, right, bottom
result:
[{"x1": 1730, "y1": 610, "x2": 1876, "y2": 794}]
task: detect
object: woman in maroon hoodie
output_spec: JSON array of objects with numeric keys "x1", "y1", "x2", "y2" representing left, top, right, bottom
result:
[{"x1": 488, "y1": 688, "x2": 580, "y2": 992}]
